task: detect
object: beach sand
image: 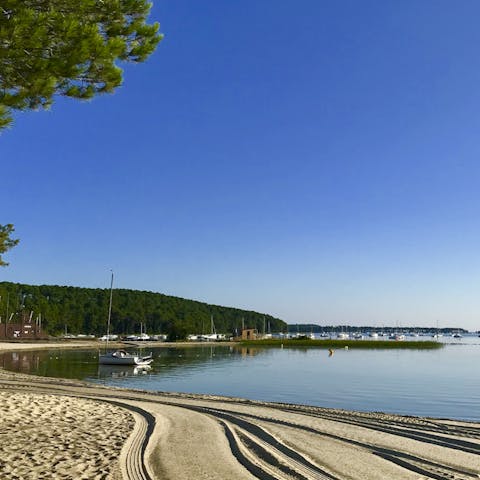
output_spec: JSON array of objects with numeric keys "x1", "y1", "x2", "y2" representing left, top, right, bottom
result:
[
  {"x1": 0, "y1": 391, "x2": 133, "y2": 480},
  {"x1": 0, "y1": 342, "x2": 479, "y2": 480}
]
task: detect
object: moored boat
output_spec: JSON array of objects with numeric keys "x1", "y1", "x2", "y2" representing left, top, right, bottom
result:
[
  {"x1": 389, "y1": 334, "x2": 405, "y2": 341},
  {"x1": 99, "y1": 350, "x2": 153, "y2": 366},
  {"x1": 99, "y1": 272, "x2": 153, "y2": 366}
]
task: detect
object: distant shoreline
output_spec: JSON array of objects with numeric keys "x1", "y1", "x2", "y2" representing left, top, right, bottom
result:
[
  {"x1": 0, "y1": 339, "x2": 237, "y2": 352},
  {"x1": 0, "y1": 337, "x2": 445, "y2": 353},
  {"x1": 239, "y1": 338, "x2": 444, "y2": 349}
]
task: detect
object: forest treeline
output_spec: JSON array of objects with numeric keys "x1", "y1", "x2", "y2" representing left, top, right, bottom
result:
[{"x1": 0, "y1": 282, "x2": 286, "y2": 337}]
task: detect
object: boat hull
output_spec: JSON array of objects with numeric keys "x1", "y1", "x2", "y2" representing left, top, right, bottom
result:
[{"x1": 99, "y1": 350, "x2": 153, "y2": 366}]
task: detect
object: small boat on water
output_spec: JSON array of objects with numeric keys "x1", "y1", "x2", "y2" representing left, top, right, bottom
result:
[
  {"x1": 99, "y1": 350, "x2": 153, "y2": 366},
  {"x1": 432, "y1": 321, "x2": 443, "y2": 339},
  {"x1": 99, "y1": 271, "x2": 154, "y2": 366},
  {"x1": 389, "y1": 334, "x2": 406, "y2": 341}
]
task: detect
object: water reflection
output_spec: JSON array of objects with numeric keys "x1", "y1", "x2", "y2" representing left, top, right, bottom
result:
[
  {"x1": 1, "y1": 340, "x2": 479, "y2": 421},
  {"x1": 98, "y1": 364, "x2": 152, "y2": 378},
  {"x1": 0, "y1": 346, "x2": 262, "y2": 379},
  {"x1": 0, "y1": 349, "x2": 99, "y2": 379},
  {"x1": 1, "y1": 350, "x2": 42, "y2": 372},
  {"x1": 239, "y1": 347, "x2": 261, "y2": 357}
]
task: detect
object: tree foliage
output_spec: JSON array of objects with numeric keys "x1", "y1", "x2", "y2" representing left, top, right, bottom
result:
[
  {"x1": 165, "y1": 321, "x2": 189, "y2": 342},
  {"x1": 0, "y1": 224, "x2": 19, "y2": 266},
  {"x1": 0, "y1": 0, "x2": 162, "y2": 128},
  {"x1": 0, "y1": 282, "x2": 287, "y2": 336}
]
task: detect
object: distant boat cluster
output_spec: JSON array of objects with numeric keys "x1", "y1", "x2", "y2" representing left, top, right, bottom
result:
[
  {"x1": 65, "y1": 330, "x2": 468, "y2": 342},
  {"x1": 278, "y1": 330, "x2": 467, "y2": 341},
  {"x1": 279, "y1": 331, "x2": 406, "y2": 341},
  {"x1": 97, "y1": 333, "x2": 168, "y2": 342}
]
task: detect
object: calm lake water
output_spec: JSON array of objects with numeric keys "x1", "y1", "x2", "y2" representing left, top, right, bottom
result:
[{"x1": 2, "y1": 336, "x2": 479, "y2": 421}]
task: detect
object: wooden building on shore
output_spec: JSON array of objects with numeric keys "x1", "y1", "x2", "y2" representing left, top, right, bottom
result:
[
  {"x1": 0, "y1": 312, "x2": 47, "y2": 340},
  {"x1": 241, "y1": 328, "x2": 258, "y2": 340}
]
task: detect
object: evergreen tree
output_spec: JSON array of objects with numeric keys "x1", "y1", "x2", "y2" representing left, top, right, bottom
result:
[
  {"x1": 0, "y1": 0, "x2": 162, "y2": 129},
  {"x1": 0, "y1": 224, "x2": 19, "y2": 266}
]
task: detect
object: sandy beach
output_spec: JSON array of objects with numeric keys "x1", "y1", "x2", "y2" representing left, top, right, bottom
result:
[{"x1": 0, "y1": 342, "x2": 479, "y2": 479}]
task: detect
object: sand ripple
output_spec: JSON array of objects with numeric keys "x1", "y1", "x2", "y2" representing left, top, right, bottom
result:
[{"x1": 0, "y1": 392, "x2": 134, "y2": 480}]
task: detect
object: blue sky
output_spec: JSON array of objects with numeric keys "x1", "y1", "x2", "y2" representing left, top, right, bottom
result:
[{"x1": 2, "y1": 0, "x2": 480, "y2": 329}]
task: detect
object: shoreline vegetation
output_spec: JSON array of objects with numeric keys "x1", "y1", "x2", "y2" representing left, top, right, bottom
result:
[
  {"x1": 240, "y1": 339, "x2": 444, "y2": 349},
  {"x1": 0, "y1": 341, "x2": 479, "y2": 479},
  {"x1": 0, "y1": 281, "x2": 286, "y2": 337}
]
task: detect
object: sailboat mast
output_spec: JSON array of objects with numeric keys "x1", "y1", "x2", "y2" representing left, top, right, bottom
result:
[{"x1": 106, "y1": 271, "x2": 114, "y2": 350}]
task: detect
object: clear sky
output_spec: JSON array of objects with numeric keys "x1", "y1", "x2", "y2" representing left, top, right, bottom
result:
[{"x1": 2, "y1": 0, "x2": 480, "y2": 330}]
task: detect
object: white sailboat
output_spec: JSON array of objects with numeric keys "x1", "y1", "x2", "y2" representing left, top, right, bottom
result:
[
  {"x1": 99, "y1": 349, "x2": 153, "y2": 366},
  {"x1": 432, "y1": 320, "x2": 443, "y2": 339},
  {"x1": 452, "y1": 330, "x2": 462, "y2": 339},
  {"x1": 263, "y1": 317, "x2": 273, "y2": 339},
  {"x1": 201, "y1": 315, "x2": 225, "y2": 341},
  {"x1": 337, "y1": 326, "x2": 349, "y2": 339},
  {"x1": 99, "y1": 272, "x2": 153, "y2": 366}
]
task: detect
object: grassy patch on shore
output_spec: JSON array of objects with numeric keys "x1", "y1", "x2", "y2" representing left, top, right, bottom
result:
[{"x1": 239, "y1": 339, "x2": 443, "y2": 349}]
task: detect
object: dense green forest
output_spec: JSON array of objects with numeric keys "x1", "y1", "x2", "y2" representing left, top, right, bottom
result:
[{"x1": 0, "y1": 282, "x2": 286, "y2": 337}]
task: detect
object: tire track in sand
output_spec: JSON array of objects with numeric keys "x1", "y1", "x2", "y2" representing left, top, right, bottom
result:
[{"x1": 0, "y1": 373, "x2": 479, "y2": 480}]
